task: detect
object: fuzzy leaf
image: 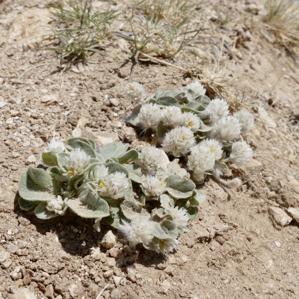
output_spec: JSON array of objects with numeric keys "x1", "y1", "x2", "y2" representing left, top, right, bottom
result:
[
  {"x1": 106, "y1": 162, "x2": 129, "y2": 175},
  {"x1": 67, "y1": 138, "x2": 96, "y2": 157},
  {"x1": 27, "y1": 167, "x2": 53, "y2": 190},
  {"x1": 120, "y1": 200, "x2": 142, "y2": 220},
  {"x1": 34, "y1": 203, "x2": 59, "y2": 220},
  {"x1": 166, "y1": 175, "x2": 195, "y2": 193},
  {"x1": 19, "y1": 171, "x2": 55, "y2": 202},
  {"x1": 160, "y1": 194, "x2": 175, "y2": 209},
  {"x1": 152, "y1": 96, "x2": 178, "y2": 106},
  {"x1": 18, "y1": 195, "x2": 37, "y2": 211},
  {"x1": 42, "y1": 152, "x2": 58, "y2": 166},
  {"x1": 118, "y1": 149, "x2": 139, "y2": 164},
  {"x1": 166, "y1": 188, "x2": 194, "y2": 199},
  {"x1": 98, "y1": 142, "x2": 129, "y2": 161}
]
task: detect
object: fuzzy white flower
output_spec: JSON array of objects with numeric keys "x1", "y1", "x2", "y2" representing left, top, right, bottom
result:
[
  {"x1": 166, "y1": 206, "x2": 189, "y2": 230},
  {"x1": 93, "y1": 165, "x2": 109, "y2": 180},
  {"x1": 181, "y1": 112, "x2": 201, "y2": 131},
  {"x1": 142, "y1": 175, "x2": 166, "y2": 197},
  {"x1": 47, "y1": 138, "x2": 65, "y2": 153},
  {"x1": 157, "y1": 238, "x2": 178, "y2": 253},
  {"x1": 161, "y1": 106, "x2": 183, "y2": 127},
  {"x1": 162, "y1": 127, "x2": 195, "y2": 157},
  {"x1": 166, "y1": 159, "x2": 190, "y2": 178},
  {"x1": 67, "y1": 148, "x2": 90, "y2": 171},
  {"x1": 198, "y1": 139, "x2": 223, "y2": 160},
  {"x1": 99, "y1": 172, "x2": 129, "y2": 199},
  {"x1": 234, "y1": 109, "x2": 254, "y2": 133},
  {"x1": 46, "y1": 195, "x2": 65, "y2": 215},
  {"x1": 184, "y1": 80, "x2": 206, "y2": 97},
  {"x1": 210, "y1": 116, "x2": 241, "y2": 142},
  {"x1": 229, "y1": 141, "x2": 253, "y2": 166},
  {"x1": 118, "y1": 214, "x2": 154, "y2": 247},
  {"x1": 138, "y1": 145, "x2": 169, "y2": 175},
  {"x1": 204, "y1": 98, "x2": 229, "y2": 123},
  {"x1": 138, "y1": 103, "x2": 163, "y2": 129}
]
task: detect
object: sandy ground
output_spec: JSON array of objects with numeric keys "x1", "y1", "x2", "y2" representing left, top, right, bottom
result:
[{"x1": 0, "y1": 0, "x2": 299, "y2": 298}]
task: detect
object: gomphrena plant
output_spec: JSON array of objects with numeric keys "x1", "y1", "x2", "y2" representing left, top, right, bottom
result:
[
  {"x1": 18, "y1": 138, "x2": 204, "y2": 253},
  {"x1": 127, "y1": 81, "x2": 255, "y2": 184},
  {"x1": 51, "y1": 0, "x2": 117, "y2": 64}
]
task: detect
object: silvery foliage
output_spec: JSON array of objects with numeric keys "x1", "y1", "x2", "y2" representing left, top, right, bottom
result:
[
  {"x1": 18, "y1": 137, "x2": 204, "y2": 254},
  {"x1": 127, "y1": 81, "x2": 254, "y2": 184}
]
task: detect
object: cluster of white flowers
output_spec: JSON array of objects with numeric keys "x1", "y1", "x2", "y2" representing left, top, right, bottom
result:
[
  {"x1": 93, "y1": 165, "x2": 109, "y2": 181},
  {"x1": 183, "y1": 80, "x2": 206, "y2": 98},
  {"x1": 210, "y1": 116, "x2": 241, "y2": 142},
  {"x1": 162, "y1": 106, "x2": 184, "y2": 127},
  {"x1": 47, "y1": 138, "x2": 65, "y2": 153},
  {"x1": 229, "y1": 141, "x2": 253, "y2": 166},
  {"x1": 188, "y1": 139, "x2": 223, "y2": 182},
  {"x1": 234, "y1": 109, "x2": 255, "y2": 133},
  {"x1": 162, "y1": 127, "x2": 195, "y2": 157},
  {"x1": 118, "y1": 214, "x2": 155, "y2": 247},
  {"x1": 138, "y1": 103, "x2": 164, "y2": 129},
  {"x1": 46, "y1": 195, "x2": 65, "y2": 215},
  {"x1": 204, "y1": 98, "x2": 229, "y2": 123},
  {"x1": 165, "y1": 159, "x2": 190, "y2": 179},
  {"x1": 67, "y1": 148, "x2": 91, "y2": 171},
  {"x1": 137, "y1": 145, "x2": 169, "y2": 174},
  {"x1": 181, "y1": 112, "x2": 201, "y2": 131},
  {"x1": 98, "y1": 172, "x2": 129, "y2": 199},
  {"x1": 141, "y1": 175, "x2": 166, "y2": 197}
]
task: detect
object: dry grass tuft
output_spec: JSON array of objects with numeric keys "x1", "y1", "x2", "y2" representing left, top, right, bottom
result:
[{"x1": 262, "y1": 0, "x2": 299, "y2": 54}]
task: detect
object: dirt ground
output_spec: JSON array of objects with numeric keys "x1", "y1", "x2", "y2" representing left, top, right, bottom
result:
[{"x1": 0, "y1": 0, "x2": 299, "y2": 298}]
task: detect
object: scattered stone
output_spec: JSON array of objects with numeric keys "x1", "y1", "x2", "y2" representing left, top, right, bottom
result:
[
  {"x1": 26, "y1": 155, "x2": 37, "y2": 164},
  {"x1": 101, "y1": 231, "x2": 117, "y2": 249},
  {"x1": 109, "y1": 98, "x2": 120, "y2": 106},
  {"x1": 215, "y1": 235, "x2": 226, "y2": 245},
  {"x1": 106, "y1": 257, "x2": 116, "y2": 268},
  {"x1": 44, "y1": 284, "x2": 54, "y2": 299},
  {"x1": 96, "y1": 133, "x2": 119, "y2": 145},
  {"x1": 69, "y1": 281, "x2": 84, "y2": 298},
  {"x1": 112, "y1": 276, "x2": 123, "y2": 287},
  {"x1": 269, "y1": 207, "x2": 292, "y2": 227},
  {"x1": 103, "y1": 270, "x2": 114, "y2": 278},
  {"x1": 110, "y1": 288, "x2": 121, "y2": 299},
  {"x1": 287, "y1": 208, "x2": 299, "y2": 224},
  {"x1": 0, "y1": 248, "x2": 10, "y2": 264},
  {"x1": 8, "y1": 288, "x2": 37, "y2": 299},
  {"x1": 126, "y1": 267, "x2": 136, "y2": 283},
  {"x1": 10, "y1": 266, "x2": 23, "y2": 280},
  {"x1": 108, "y1": 247, "x2": 120, "y2": 258},
  {"x1": 2, "y1": 259, "x2": 12, "y2": 269},
  {"x1": 0, "y1": 100, "x2": 7, "y2": 109}
]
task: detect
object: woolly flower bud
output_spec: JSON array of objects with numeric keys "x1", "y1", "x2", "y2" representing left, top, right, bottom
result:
[
  {"x1": 229, "y1": 141, "x2": 253, "y2": 166},
  {"x1": 162, "y1": 106, "x2": 183, "y2": 127},
  {"x1": 47, "y1": 138, "x2": 65, "y2": 153},
  {"x1": 68, "y1": 148, "x2": 90, "y2": 170},
  {"x1": 199, "y1": 139, "x2": 223, "y2": 160},
  {"x1": 46, "y1": 196, "x2": 65, "y2": 215},
  {"x1": 166, "y1": 206, "x2": 189, "y2": 231},
  {"x1": 181, "y1": 112, "x2": 201, "y2": 131},
  {"x1": 142, "y1": 175, "x2": 166, "y2": 197},
  {"x1": 234, "y1": 109, "x2": 254, "y2": 133},
  {"x1": 118, "y1": 214, "x2": 154, "y2": 247},
  {"x1": 210, "y1": 116, "x2": 241, "y2": 142},
  {"x1": 184, "y1": 80, "x2": 206, "y2": 97},
  {"x1": 138, "y1": 103, "x2": 163, "y2": 129},
  {"x1": 99, "y1": 172, "x2": 129, "y2": 199},
  {"x1": 204, "y1": 98, "x2": 229, "y2": 123},
  {"x1": 138, "y1": 146, "x2": 169, "y2": 175},
  {"x1": 162, "y1": 127, "x2": 195, "y2": 157}
]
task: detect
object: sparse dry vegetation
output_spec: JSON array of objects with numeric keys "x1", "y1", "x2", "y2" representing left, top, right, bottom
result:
[{"x1": 51, "y1": 0, "x2": 116, "y2": 64}]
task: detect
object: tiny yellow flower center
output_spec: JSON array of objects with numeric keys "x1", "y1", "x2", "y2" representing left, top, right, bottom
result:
[
  {"x1": 67, "y1": 168, "x2": 77, "y2": 177},
  {"x1": 98, "y1": 180, "x2": 105, "y2": 188},
  {"x1": 186, "y1": 120, "x2": 193, "y2": 128}
]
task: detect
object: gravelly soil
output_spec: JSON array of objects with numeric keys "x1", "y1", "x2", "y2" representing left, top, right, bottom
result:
[{"x1": 0, "y1": 0, "x2": 299, "y2": 298}]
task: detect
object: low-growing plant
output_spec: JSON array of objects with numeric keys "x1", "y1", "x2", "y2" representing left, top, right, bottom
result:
[
  {"x1": 51, "y1": 0, "x2": 117, "y2": 64},
  {"x1": 262, "y1": 0, "x2": 299, "y2": 55},
  {"x1": 17, "y1": 137, "x2": 204, "y2": 254},
  {"x1": 127, "y1": 81, "x2": 255, "y2": 184}
]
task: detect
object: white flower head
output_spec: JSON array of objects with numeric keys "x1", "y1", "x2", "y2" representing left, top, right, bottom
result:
[
  {"x1": 67, "y1": 148, "x2": 90, "y2": 171},
  {"x1": 99, "y1": 172, "x2": 129, "y2": 199},
  {"x1": 138, "y1": 103, "x2": 163, "y2": 129},
  {"x1": 199, "y1": 139, "x2": 223, "y2": 160},
  {"x1": 234, "y1": 109, "x2": 254, "y2": 133},
  {"x1": 210, "y1": 116, "x2": 241, "y2": 142},
  {"x1": 166, "y1": 159, "x2": 190, "y2": 178},
  {"x1": 162, "y1": 127, "x2": 195, "y2": 157},
  {"x1": 47, "y1": 138, "x2": 65, "y2": 153},
  {"x1": 184, "y1": 80, "x2": 206, "y2": 97},
  {"x1": 46, "y1": 195, "x2": 65, "y2": 215},
  {"x1": 230, "y1": 141, "x2": 253, "y2": 166},
  {"x1": 166, "y1": 206, "x2": 189, "y2": 231},
  {"x1": 142, "y1": 175, "x2": 166, "y2": 197},
  {"x1": 138, "y1": 145, "x2": 169, "y2": 175},
  {"x1": 93, "y1": 165, "x2": 109, "y2": 180},
  {"x1": 157, "y1": 238, "x2": 178, "y2": 253},
  {"x1": 118, "y1": 214, "x2": 154, "y2": 247},
  {"x1": 204, "y1": 98, "x2": 229, "y2": 123},
  {"x1": 181, "y1": 112, "x2": 201, "y2": 131},
  {"x1": 161, "y1": 106, "x2": 183, "y2": 127},
  {"x1": 187, "y1": 144, "x2": 216, "y2": 174}
]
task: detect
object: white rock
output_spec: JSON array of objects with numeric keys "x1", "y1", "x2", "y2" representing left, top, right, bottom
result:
[
  {"x1": 269, "y1": 207, "x2": 292, "y2": 227},
  {"x1": 96, "y1": 133, "x2": 119, "y2": 145},
  {"x1": 287, "y1": 208, "x2": 299, "y2": 224},
  {"x1": 101, "y1": 231, "x2": 116, "y2": 249},
  {"x1": 0, "y1": 101, "x2": 7, "y2": 108},
  {"x1": 0, "y1": 247, "x2": 10, "y2": 263},
  {"x1": 8, "y1": 288, "x2": 37, "y2": 299},
  {"x1": 26, "y1": 155, "x2": 37, "y2": 163}
]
